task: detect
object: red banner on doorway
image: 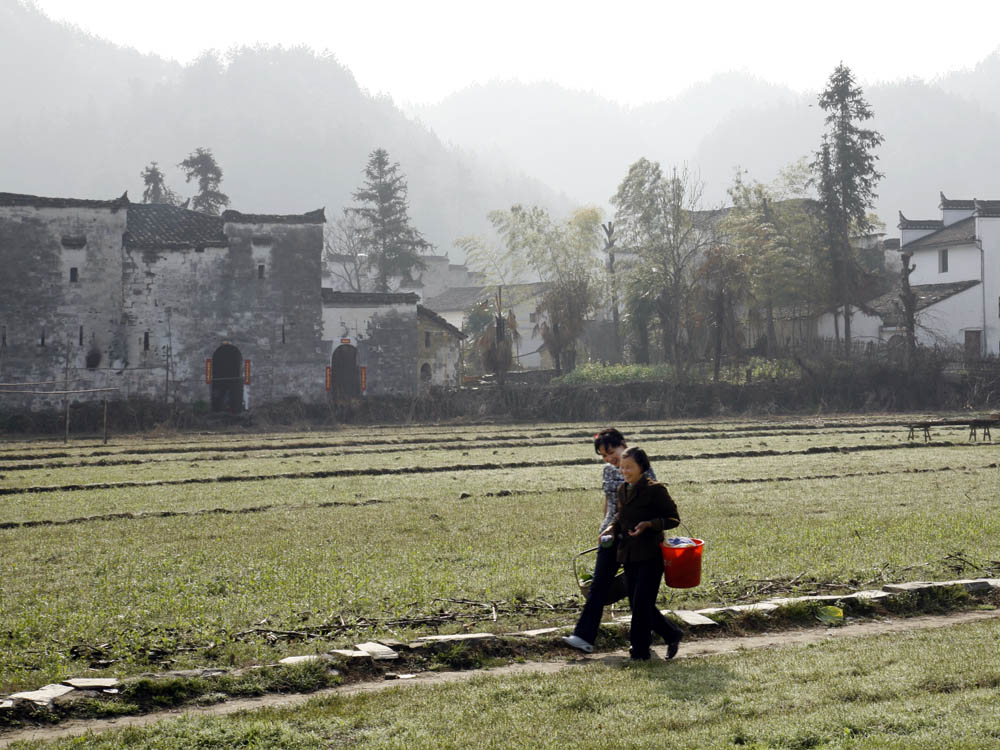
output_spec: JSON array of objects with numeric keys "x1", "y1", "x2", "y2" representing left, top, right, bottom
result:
[
  {"x1": 325, "y1": 366, "x2": 332, "y2": 391},
  {"x1": 360, "y1": 366, "x2": 367, "y2": 393},
  {"x1": 244, "y1": 360, "x2": 251, "y2": 385},
  {"x1": 205, "y1": 359, "x2": 212, "y2": 384}
]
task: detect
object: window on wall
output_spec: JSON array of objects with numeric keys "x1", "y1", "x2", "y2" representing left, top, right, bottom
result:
[
  {"x1": 258, "y1": 264, "x2": 265, "y2": 279},
  {"x1": 425, "y1": 331, "x2": 431, "y2": 348},
  {"x1": 143, "y1": 332, "x2": 150, "y2": 351},
  {"x1": 529, "y1": 312, "x2": 537, "y2": 323},
  {"x1": 281, "y1": 324, "x2": 286, "y2": 344},
  {"x1": 69, "y1": 267, "x2": 79, "y2": 283},
  {"x1": 1, "y1": 325, "x2": 6, "y2": 347},
  {"x1": 938, "y1": 249, "x2": 949, "y2": 273},
  {"x1": 78, "y1": 326, "x2": 84, "y2": 346},
  {"x1": 40, "y1": 328, "x2": 45, "y2": 346}
]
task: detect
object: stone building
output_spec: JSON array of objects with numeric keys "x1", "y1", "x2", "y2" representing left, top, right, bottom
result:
[{"x1": 0, "y1": 191, "x2": 463, "y2": 411}]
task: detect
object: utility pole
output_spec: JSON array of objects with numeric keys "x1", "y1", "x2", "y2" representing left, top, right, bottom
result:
[{"x1": 601, "y1": 221, "x2": 622, "y2": 362}]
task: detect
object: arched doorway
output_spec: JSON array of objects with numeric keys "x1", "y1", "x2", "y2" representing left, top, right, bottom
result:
[
  {"x1": 211, "y1": 343, "x2": 244, "y2": 412},
  {"x1": 420, "y1": 363, "x2": 432, "y2": 383},
  {"x1": 331, "y1": 344, "x2": 361, "y2": 400}
]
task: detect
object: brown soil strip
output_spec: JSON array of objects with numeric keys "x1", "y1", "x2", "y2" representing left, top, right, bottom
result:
[
  {"x1": 0, "y1": 440, "x2": 974, "y2": 499},
  {"x1": 4, "y1": 460, "x2": 997, "y2": 532},
  {"x1": 3, "y1": 609, "x2": 998, "y2": 748}
]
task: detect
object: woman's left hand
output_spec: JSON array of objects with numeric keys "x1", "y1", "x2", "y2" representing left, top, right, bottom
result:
[{"x1": 628, "y1": 521, "x2": 652, "y2": 536}]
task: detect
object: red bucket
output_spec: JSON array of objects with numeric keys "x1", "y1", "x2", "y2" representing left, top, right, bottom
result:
[{"x1": 661, "y1": 538, "x2": 703, "y2": 588}]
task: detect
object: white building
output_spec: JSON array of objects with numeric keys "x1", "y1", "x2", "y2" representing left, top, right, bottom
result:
[
  {"x1": 423, "y1": 282, "x2": 551, "y2": 370},
  {"x1": 818, "y1": 194, "x2": 999, "y2": 357}
]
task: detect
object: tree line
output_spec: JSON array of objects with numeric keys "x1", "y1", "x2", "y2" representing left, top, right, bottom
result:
[{"x1": 141, "y1": 63, "x2": 904, "y2": 381}]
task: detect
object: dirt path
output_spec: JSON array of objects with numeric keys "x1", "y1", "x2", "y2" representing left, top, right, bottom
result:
[{"x1": 4, "y1": 608, "x2": 999, "y2": 747}]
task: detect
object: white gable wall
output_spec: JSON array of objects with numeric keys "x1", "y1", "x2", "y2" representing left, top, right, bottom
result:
[
  {"x1": 908, "y1": 241, "x2": 979, "y2": 285},
  {"x1": 912, "y1": 285, "x2": 984, "y2": 349},
  {"x1": 976, "y1": 216, "x2": 1000, "y2": 354}
]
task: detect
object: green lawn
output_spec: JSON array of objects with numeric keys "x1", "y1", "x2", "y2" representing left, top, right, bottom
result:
[
  {"x1": 1, "y1": 417, "x2": 999, "y2": 695},
  {"x1": 9, "y1": 617, "x2": 1000, "y2": 749}
]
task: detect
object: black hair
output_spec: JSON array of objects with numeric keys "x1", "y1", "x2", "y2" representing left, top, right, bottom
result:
[
  {"x1": 621, "y1": 446, "x2": 651, "y2": 473},
  {"x1": 593, "y1": 427, "x2": 626, "y2": 455}
]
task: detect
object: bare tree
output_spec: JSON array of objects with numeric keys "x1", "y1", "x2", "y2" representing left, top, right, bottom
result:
[{"x1": 325, "y1": 210, "x2": 370, "y2": 292}]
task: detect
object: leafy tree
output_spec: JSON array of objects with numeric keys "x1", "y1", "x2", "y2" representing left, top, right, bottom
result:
[
  {"x1": 811, "y1": 64, "x2": 884, "y2": 355},
  {"x1": 140, "y1": 162, "x2": 179, "y2": 205},
  {"x1": 725, "y1": 172, "x2": 819, "y2": 355},
  {"x1": 349, "y1": 148, "x2": 431, "y2": 292},
  {"x1": 694, "y1": 243, "x2": 748, "y2": 381},
  {"x1": 612, "y1": 159, "x2": 719, "y2": 370},
  {"x1": 463, "y1": 205, "x2": 602, "y2": 373},
  {"x1": 178, "y1": 147, "x2": 230, "y2": 215}
]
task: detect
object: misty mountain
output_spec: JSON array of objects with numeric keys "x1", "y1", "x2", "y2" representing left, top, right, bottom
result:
[
  {"x1": 0, "y1": 0, "x2": 568, "y2": 254},
  {"x1": 413, "y1": 74, "x2": 798, "y2": 209},
  {"x1": 416, "y1": 64, "x2": 1000, "y2": 229}
]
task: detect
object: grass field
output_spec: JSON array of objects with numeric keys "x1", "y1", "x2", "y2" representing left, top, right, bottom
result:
[{"x1": 2, "y1": 416, "x2": 999, "y2": 700}]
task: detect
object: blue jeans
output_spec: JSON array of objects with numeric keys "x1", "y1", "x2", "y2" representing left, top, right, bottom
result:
[
  {"x1": 572, "y1": 543, "x2": 620, "y2": 645},
  {"x1": 624, "y1": 557, "x2": 683, "y2": 659}
]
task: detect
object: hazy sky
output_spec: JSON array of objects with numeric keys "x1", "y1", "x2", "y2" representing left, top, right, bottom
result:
[{"x1": 32, "y1": 0, "x2": 1000, "y2": 106}]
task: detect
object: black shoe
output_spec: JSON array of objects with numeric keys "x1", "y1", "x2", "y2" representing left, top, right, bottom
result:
[
  {"x1": 666, "y1": 634, "x2": 682, "y2": 660},
  {"x1": 628, "y1": 648, "x2": 651, "y2": 661}
]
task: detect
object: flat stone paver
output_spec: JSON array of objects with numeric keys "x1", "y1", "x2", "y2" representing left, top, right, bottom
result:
[
  {"x1": 10, "y1": 684, "x2": 75, "y2": 706},
  {"x1": 61, "y1": 678, "x2": 120, "y2": 690},
  {"x1": 671, "y1": 610, "x2": 720, "y2": 627},
  {"x1": 355, "y1": 642, "x2": 399, "y2": 660},
  {"x1": 278, "y1": 655, "x2": 329, "y2": 665},
  {"x1": 329, "y1": 649, "x2": 371, "y2": 659},
  {"x1": 729, "y1": 602, "x2": 781, "y2": 613},
  {"x1": 511, "y1": 627, "x2": 562, "y2": 637}
]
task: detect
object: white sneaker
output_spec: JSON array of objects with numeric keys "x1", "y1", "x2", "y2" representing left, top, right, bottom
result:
[{"x1": 562, "y1": 634, "x2": 594, "y2": 653}]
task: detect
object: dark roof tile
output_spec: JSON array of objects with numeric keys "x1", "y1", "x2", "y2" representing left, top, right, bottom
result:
[
  {"x1": 125, "y1": 203, "x2": 227, "y2": 249},
  {"x1": 222, "y1": 208, "x2": 326, "y2": 224},
  {"x1": 868, "y1": 280, "x2": 980, "y2": 326},
  {"x1": 898, "y1": 211, "x2": 943, "y2": 231},
  {"x1": 321, "y1": 289, "x2": 419, "y2": 306},
  {"x1": 902, "y1": 216, "x2": 976, "y2": 250},
  {"x1": 0, "y1": 191, "x2": 129, "y2": 210}
]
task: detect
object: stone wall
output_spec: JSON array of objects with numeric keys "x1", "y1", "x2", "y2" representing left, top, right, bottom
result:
[{"x1": 0, "y1": 202, "x2": 126, "y2": 410}]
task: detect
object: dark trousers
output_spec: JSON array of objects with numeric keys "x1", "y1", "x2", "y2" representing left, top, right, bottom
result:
[
  {"x1": 624, "y1": 557, "x2": 682, "y2": 658},
  {"x1": 572, "y1": 543, "x2": 619, "y2": 645}
]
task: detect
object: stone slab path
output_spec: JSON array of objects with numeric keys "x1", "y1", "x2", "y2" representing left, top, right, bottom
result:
[{"x1": 4, "y1": 608, "x2": 999, "y2": 748}]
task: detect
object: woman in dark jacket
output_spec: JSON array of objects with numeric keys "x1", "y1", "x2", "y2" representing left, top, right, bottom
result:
[{"x1": 612, "y1": 447, "x2": 683, "y2": 661}]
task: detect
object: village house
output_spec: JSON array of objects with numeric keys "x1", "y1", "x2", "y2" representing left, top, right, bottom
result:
[
  {"x1": 423, "y1": 282, "x2": 553, "y2": 370},
  {"x1": 818, "y1": 194, "x2": 999, "y2": 358},
  {"x1": 0, "y1": 191, "x2": 463, "y2": 412}
]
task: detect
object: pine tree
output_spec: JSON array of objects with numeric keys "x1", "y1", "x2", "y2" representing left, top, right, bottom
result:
[
  {"x1": 140, "y1": 162, "x2": 178, "y2": 205},
  {"x1": 178, "y1": 147, "x2": 230, "y2": 215},
  {"x1": 348, "y1": 148, "x2": 431, "y2": 292},
  {"x1": 811, "y1": 64, "x2": 884, "y2": 355}
]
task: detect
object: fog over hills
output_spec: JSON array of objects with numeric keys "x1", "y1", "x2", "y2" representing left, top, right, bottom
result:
[
  {"x1": 6, "y1": 0, "x2": 1000, "y2": 256},
  {"x1": 0, "y1": 0, "x2": 567, "y2": 255},
  {"x1": 416, "y1": 64, "x2": 1000, "y2": 230}
]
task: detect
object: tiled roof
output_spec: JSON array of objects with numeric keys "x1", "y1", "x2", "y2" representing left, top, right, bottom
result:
[
  {"x1": 422, "y1": 285, "x2": 488, "y2": 312},
  {"x1": 939, "y1": 193, "x2": 975, "y2": 211},
  {"x1": 882, "y1": 238, "x2": 901, "y2": 250},
  {"x1": 974, "y1": 199, "x2": 1000, "y2": 217},
  {"x1": 898, "y1": 211, "x2": 943, "y2": 231},
  {"x1": 0, "y1": 191, "x2": 129, "y2": 210},
  {"x1": 222, "y1": 208, "x2": 326, "y2": 224},
  {"x1": 417, "y1": 305, "x2": 465, "y2": 338},
  {"x1": 867, "y1": 280, "x2": 981, "y2": 326},
  {"x1": 125, "y1": 203, "x2": 228, "y2": 250},
  {"x1": 321, "y1": 289, "x2": 419, "y2": 307},
  {"x1": 901, "y1": 216, "x2": 976, "y2": 250}
]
